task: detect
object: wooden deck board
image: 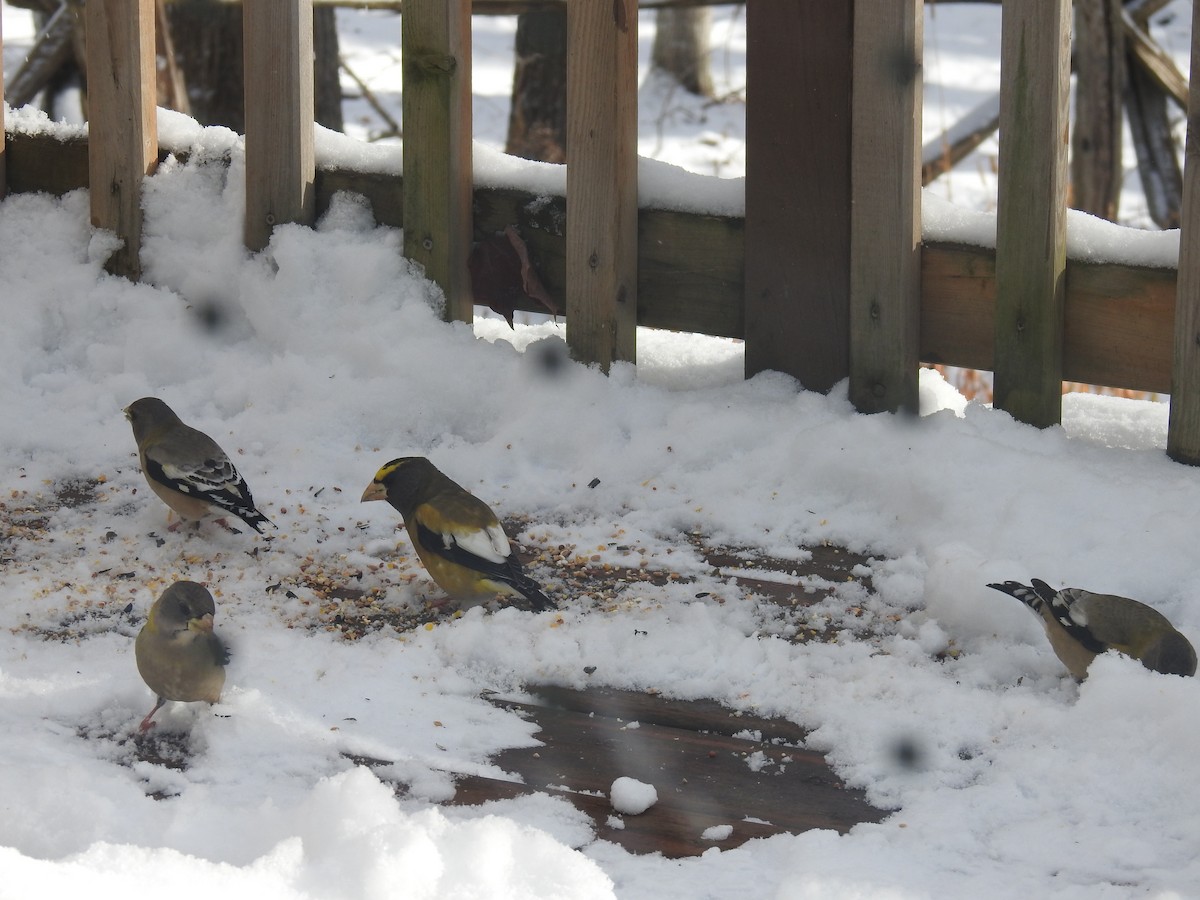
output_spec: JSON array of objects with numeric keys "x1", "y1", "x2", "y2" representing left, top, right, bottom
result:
[{"x1": 443, "y1": 685, "x2": 888, "y2": 857}]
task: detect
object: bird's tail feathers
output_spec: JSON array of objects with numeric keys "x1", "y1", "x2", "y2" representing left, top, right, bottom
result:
[{"x1": 513, "y1": 573, "x2": 555, "y2": 611}]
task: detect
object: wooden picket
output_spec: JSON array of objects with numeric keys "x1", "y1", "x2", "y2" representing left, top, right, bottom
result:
[
  {"x1": 243, "y1": 0, "x2": 316, "y2": 251},
  {"x1": 993, "y1": 0, "x2": 1072, "y2": 428},
  {"x1": 84, "y1": 0, "x2": 157, "y2": 279}
]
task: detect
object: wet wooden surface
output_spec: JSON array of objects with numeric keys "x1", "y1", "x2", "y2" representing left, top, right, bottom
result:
[{"x1": 447, "y1": 684, "x2": 888, "y2": 857}]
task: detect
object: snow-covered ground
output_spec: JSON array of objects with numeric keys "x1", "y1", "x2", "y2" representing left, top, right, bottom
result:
[{"x1": 3, "y1": 3, "x2": 1200, "y2": 898}]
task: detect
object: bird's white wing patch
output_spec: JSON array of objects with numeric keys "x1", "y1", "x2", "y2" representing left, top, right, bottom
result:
[
  {"x1": 449, "y1": 523, "x2": 511, "y2": 564},
  {"x1": 161, "y1": 457, "x2": 245, "y2": 498},
  {"x1": 1059, "y1": 589, "x2": 1090, "y2": 628}
]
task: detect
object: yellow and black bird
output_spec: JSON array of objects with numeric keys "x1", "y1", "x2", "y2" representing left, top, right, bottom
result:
[
  {"x1": 987, "y1": 578, "x2": 1197, "y2": 679},
  {"x1": 125, "y1": 397, "x2": 273, "y2": 533},
  {"x1": 135, "y1": 581, "x2": 230, "y2": 732},
  {"x1": 362, "y1": 457, "x2": 554, "y2": 611}
]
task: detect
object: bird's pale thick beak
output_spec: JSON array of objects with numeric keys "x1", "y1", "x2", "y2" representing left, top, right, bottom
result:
[
  {"x1": 122, "y1": 406, "x2": 132, "y2": 421},
  {"x1": 189, "y1": 613, "x2": 215, "y2": 633},
  {"x1": 361, "y1": 482, "x2": 387, "y2": 503}
]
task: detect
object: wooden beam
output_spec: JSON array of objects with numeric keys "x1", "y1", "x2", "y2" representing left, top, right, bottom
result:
[
  {"x1": 402, "y1": 0, "x2": 474, "y2": 322},
  {"x1": 85, "y1": 0, "x2": 157, "y2": 279},
  {"x1": 565, "y1": 0, "x2": 638, "y2": 369},
  {"x1": 1168, "y1": 1, "x2": 1200, "y2": 463},
  {"x1": 3, "y1": 132, "x2": 1180, "y2": 397},
  {"x1": 921, "y1": 243, "x2": 1174, "y2": 395},
  {"x1": 849, "y1": 0, "x2": 922, "y2": 414},
  {"x1": 993, "y1": 0, "x2": 1071, "y2": 427},
  {"x1": 243, "y1": 0, "x2": 316, "y2": 252},
  {"x1": 744, "y1": 0, "x2": 852, "y2": 391}
]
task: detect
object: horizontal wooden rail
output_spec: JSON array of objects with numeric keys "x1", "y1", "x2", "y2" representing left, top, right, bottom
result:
[{"x1": 3, "y1": 129, "x2": 1174, "y2": 395}]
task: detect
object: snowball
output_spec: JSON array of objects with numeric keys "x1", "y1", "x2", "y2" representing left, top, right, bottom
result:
[
  {"x1": 702, "y1": 825, "x2": 734, "y2": 841},
  {"x1": 609, "y1": 777, "x2": 658, "y2": 815}
]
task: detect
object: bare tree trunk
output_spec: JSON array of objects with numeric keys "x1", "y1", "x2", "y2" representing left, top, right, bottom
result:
[
  {"x1": 1072, "y1": 0, "x2": 1124, "y2": 220},
  {"x1": 505, "y1": 10, "x2": 567, "y2": 163},
  {"x1": 651, "y1": 7, "x2": 713, "y2": 98},
  {"x1": 1126, "y1": 53, "x2": 1183, "y2": 228},
  {"x1": 314, "y1": 7, "x2": 344, "y2": 132},
  {"x1": 163, "y1": 1, "x2": 340, "y2": 135},
  {"x1": 166, "y1": 0, "x2": 245, "y2": 132}
]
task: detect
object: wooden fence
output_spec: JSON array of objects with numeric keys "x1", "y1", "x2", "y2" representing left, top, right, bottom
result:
[{"x1": 3, "y1": 0, "x2": 1200, "y2": 461}]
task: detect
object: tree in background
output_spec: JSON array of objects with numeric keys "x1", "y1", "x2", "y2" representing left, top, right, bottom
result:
[
  {"x1": 650, "y1": 7, "x2": 713, "y2": 98},
  {"x1": 505, "y1": 9, "x2": 568, "y2": 163}
]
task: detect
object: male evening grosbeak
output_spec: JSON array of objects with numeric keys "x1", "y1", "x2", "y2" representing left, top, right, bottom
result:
[{"x1": 362, "y1": 457, "x2": 554, "y2": 611}]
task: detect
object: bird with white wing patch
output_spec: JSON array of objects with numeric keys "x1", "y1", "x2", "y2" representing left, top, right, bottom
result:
[
  {"x1": 125, "y1": 397, "x2": 273, "y2": 534},
  {"x1": 362, "y1": 456, "x2": 554, "y2": 612}
]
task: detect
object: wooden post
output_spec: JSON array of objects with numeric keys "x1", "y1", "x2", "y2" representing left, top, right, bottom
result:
[
  {"x1": 849, "y1": 0, "x2": 922, "y2": 414},
  {"x1": 744, "y1": 0, "x2": 853, "y2": 391},
  {"x1": 402, "y1": 0, "x2": 473, "y2": 323},
  {"x1": 566, "y1": 0, "x2": 638, "y2": 370},
  {"x1": 994, "y1": 0, "x2": 1071, "y2": 427},
  {"x1": 243, "y1": 0, "x2": 316, "y2": 252},
  {"x1": 85, "y1": 0, "x2": 157, "y2": 279},
  {"x1": 1167, "y1": 0, "x2": 1200, "y2": 464}
]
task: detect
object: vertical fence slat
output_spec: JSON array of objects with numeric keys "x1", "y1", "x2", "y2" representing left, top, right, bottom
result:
[
  {"x1": 994, "y1": 0, "x2": 1071, "y2": 427},
  {"x1": 744, "y1": 0, "x2": 853, "y2": 391},
  {"x1": 1, "y1": 8, "x2": 6, "y2": 200},
  {"x1": 566, "y1": 0, "x2": 638, "y2": 370},
  {"x1": 849, "y1": 0, "x2": 923, "y2": 414},
  {"x1": 1167, "y1": 2, "x2": 1200, "y2": 463},
  {"x1": 402, "y1": 0, "x2": 473, "y2": 323},
  {"x1": 243, "y1": 0, "x2": 316, "y2": 253},
  {"x1": 85, "y1": 0, "x2": 157, "y2": 279}
]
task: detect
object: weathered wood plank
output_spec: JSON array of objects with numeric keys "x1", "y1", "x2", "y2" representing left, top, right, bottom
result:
[
  {"x1": 243, "y1": 0, "x2": 316, "y2": 251},
  {"x1": 1168, "y1": 2, "x2": 1200, "y2": 463},
  {"x1": 565, "y1": 0, "x2": 638, "y2": 369},
  {"x1": 402, "y1": 0, "x2": 473, "y2": 322},
  {"x1": 85, "y1": 0, "x2": 157, "y2": 279},
  {"x1": 2, "y1": 133, "x2": 1179, "y2": 396},
  {"x1": 444, "y1": 686, "x2": 886, "y2": 857},
  {"x1": 744, "y1": 0, "x2": 852, "y2": 391},
  {"x1": 922, "y1": 243, "x2": 1175, "y2": 395},
  {"x1": 993, "y1": 0, "x2": 1071, "y2": 426},
  {"x1": 521, "y1": 684, "x2": 809, "y2": 742},
  {"x1": 449, "y1": 772, "x2": 794, "y2": 856},
  {"x1": 849, "y1": 0, "x2": 922, "y2": 414}
]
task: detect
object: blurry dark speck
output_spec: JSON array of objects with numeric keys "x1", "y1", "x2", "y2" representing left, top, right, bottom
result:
[
  {"x1": 891, "y1": 736, "x2": 925, "y2": 772},
  {"x1": 192, "y1": 300, "x2": 227, "y2": 334},
  {"x1": 529, "y1": 338, "x2": 570, "y2": 378},
  {"x1": 584, "y1": 665, "x2": 597, "y2": 675},
  {"x1": 588, "y1": 477, "x2": 601, "y2": 489}
]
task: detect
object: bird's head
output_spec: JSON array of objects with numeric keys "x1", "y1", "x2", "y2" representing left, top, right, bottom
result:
[
  {"x1": 154, "y1": 581, "x2": 218, "y2": 635},
  {"x1": 124, "y1": 397, "x2": 182, "y2": 442},
  {"x1": 362, "y1": 457, "x2": 437, "y2": 513}
]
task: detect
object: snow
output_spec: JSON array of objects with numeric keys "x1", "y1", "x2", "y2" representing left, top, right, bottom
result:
[
  {"x1": 701, "y1": 825, "x2": 734, "y2": 842},
  {"x1": 609, "y1": 778, "x2": 658, "y2": 816},
  {"x1": 3, "y1": 2, "x2": 1200, "y2": 898}
]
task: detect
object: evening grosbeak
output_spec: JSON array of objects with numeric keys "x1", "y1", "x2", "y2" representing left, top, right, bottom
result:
[
  {"x1": 988, "y1": 578, "x2": 1197, "y2": 679},
  {"x1": 124, "y1": 397, "x2": 273, "y2": 533},
  {"x1": 361, "y1": 457, "x2": 554, "y2": 611},
  {"x1": 135, "y1": 581, "x2": 230, "y2": 732}
]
